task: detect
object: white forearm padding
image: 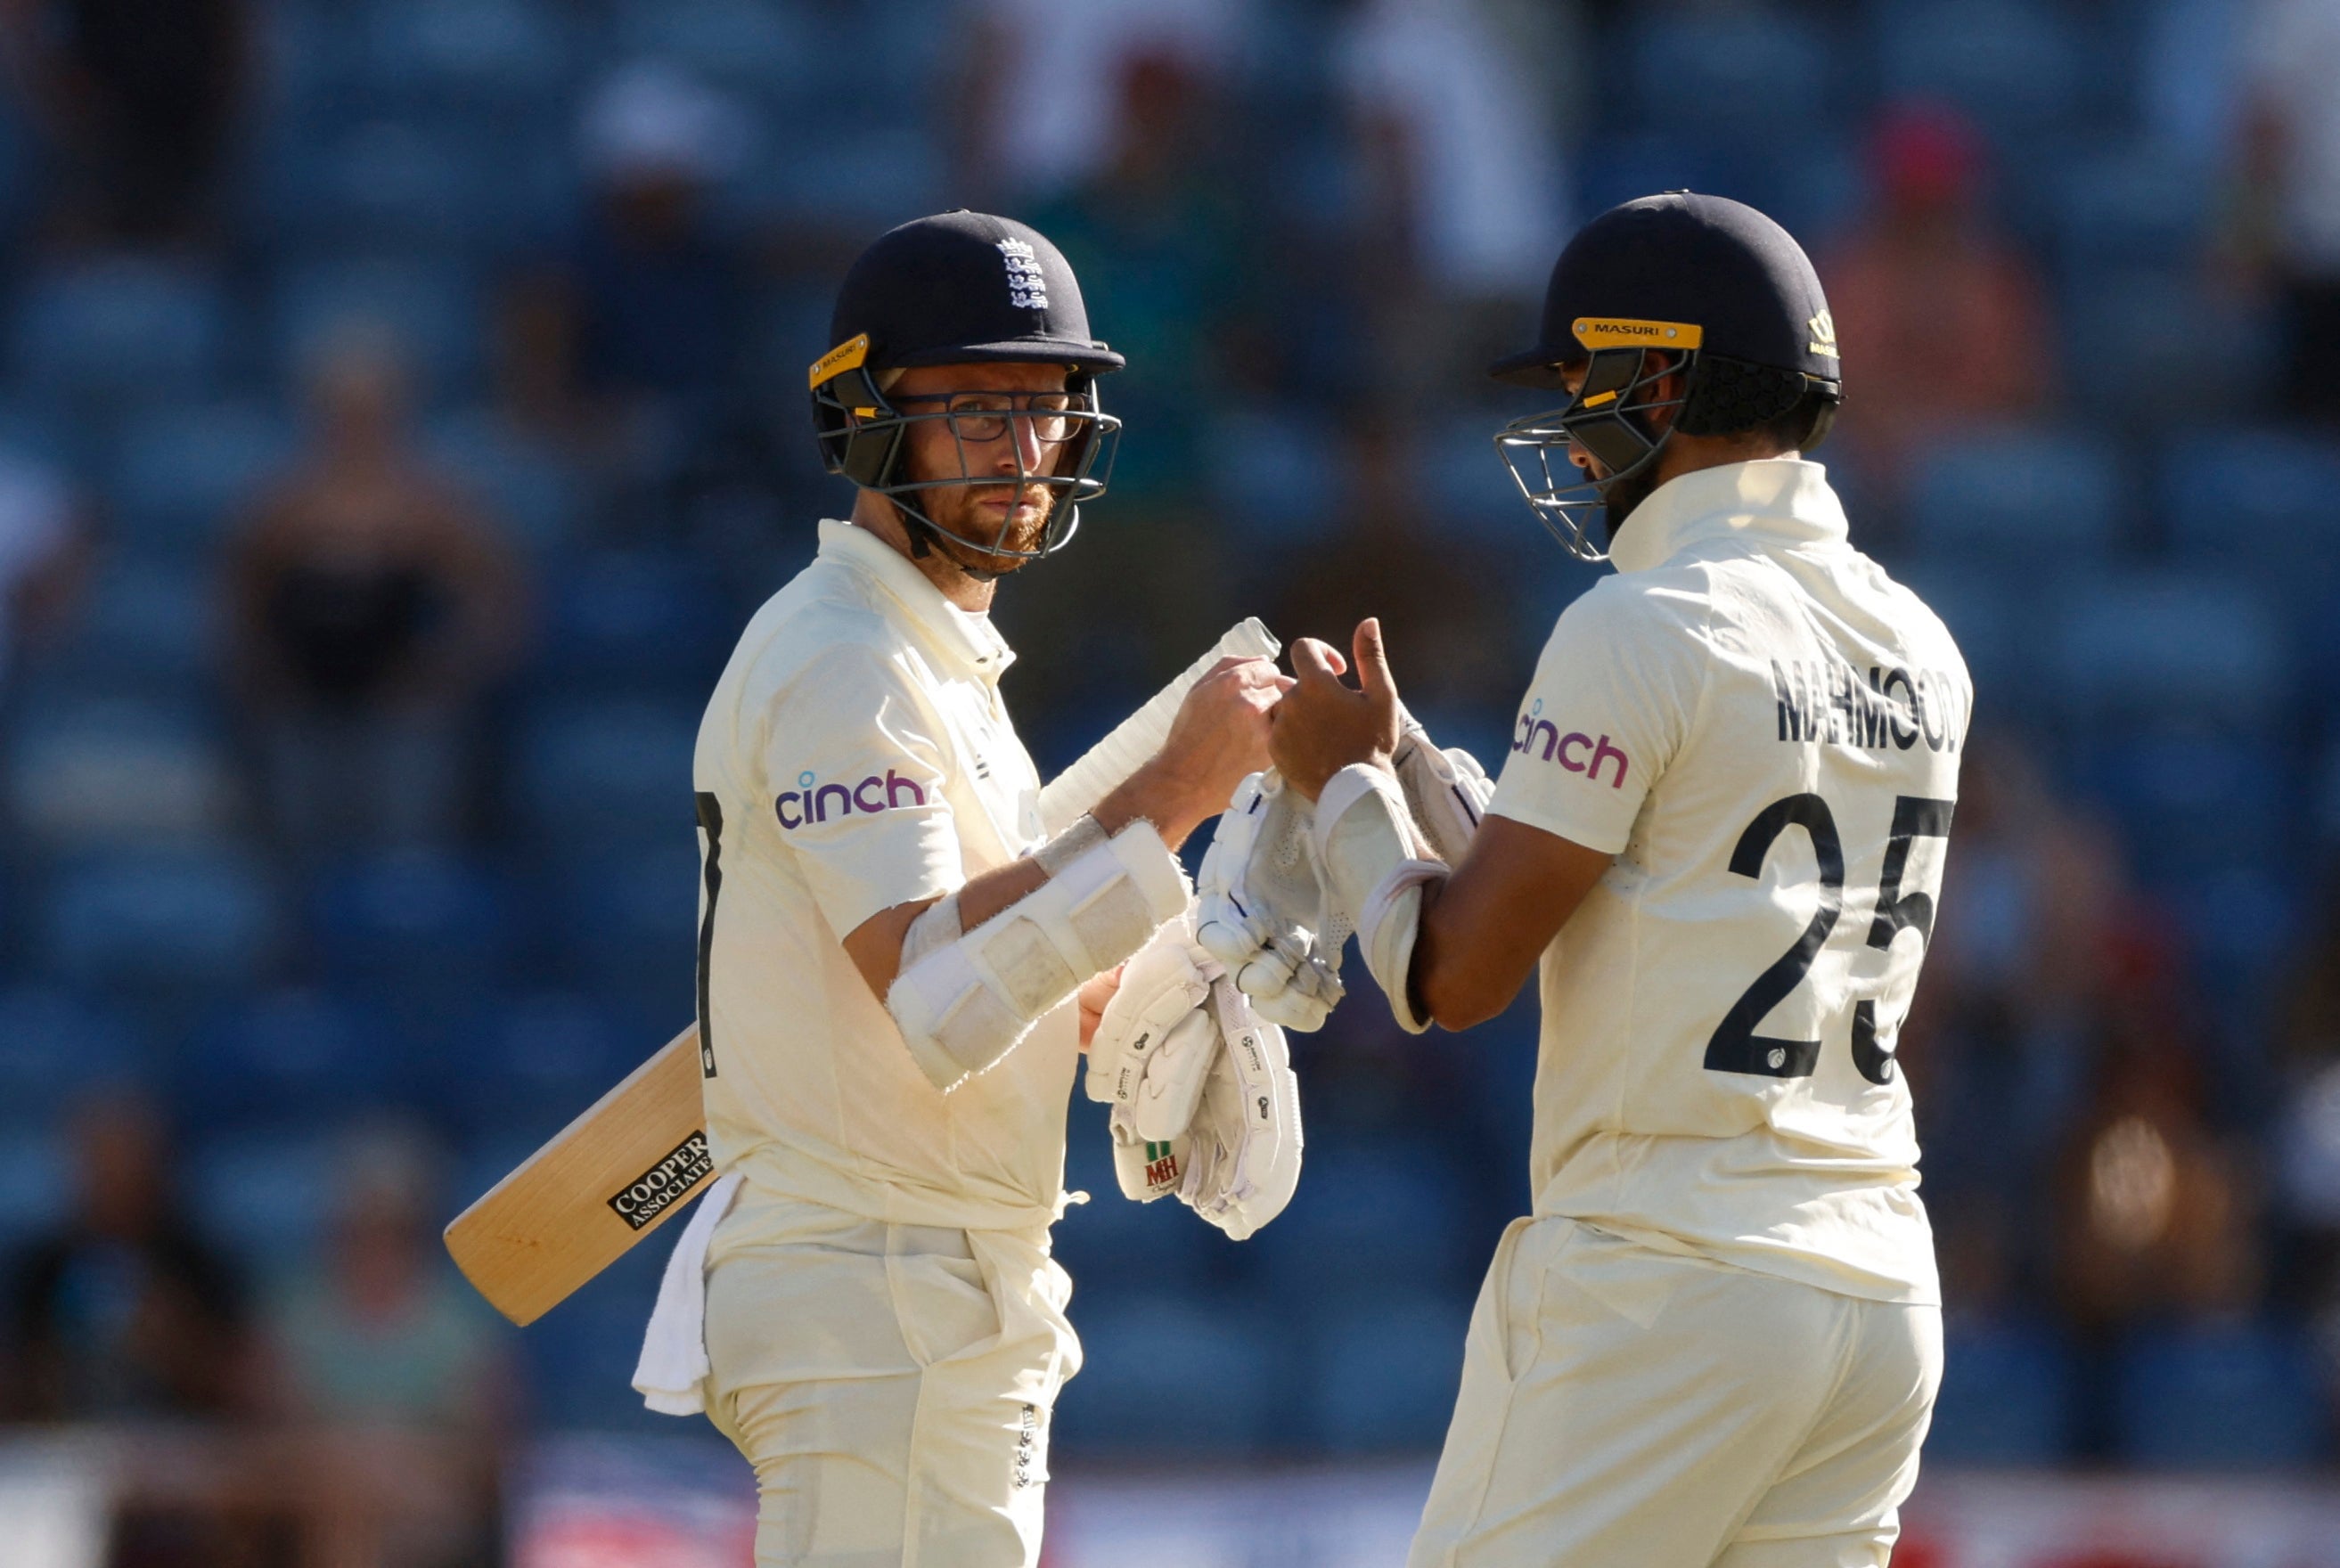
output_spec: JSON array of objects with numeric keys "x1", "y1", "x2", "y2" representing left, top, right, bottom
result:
[
  {"x1": 1393, "y1": 720, "x2": 1494, "y2": 864},
  {"x1": 889, "y1": 821, "x2": 1189, "y2": 1092},
  {"x1": 1313, "y1": 765, "x2": 1446, "y2": 1035}
]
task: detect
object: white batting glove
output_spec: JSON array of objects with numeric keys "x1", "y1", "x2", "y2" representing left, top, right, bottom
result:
[
  {"x1": 1195, "y1": 771, "x2": 1346, "y2": 1031},
  {"x1": 1393, "y1": 717, "x2": 1494, "y2": 865},
  {"x1": 1177, "y1": 978, "x2": 1304, "y2": 1240},
  {"x1": 1089, "y1": 914, "x2": 1222, "y2": 1202}
]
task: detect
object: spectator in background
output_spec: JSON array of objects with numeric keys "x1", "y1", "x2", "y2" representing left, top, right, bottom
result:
[
  {"x1": 500, "y1": 62, "x2": 751, "y2": 466},
  {"x1": 1033, "y1": 47, "x2": 1247, "y2": 511},
  {"x1": 1000, "y1": 46, "x2": 1254, "y2": 694},
  {"x1": 1335, "y1": 0, "x2": 1576, "y2": 411},
  {"x1": 955, "y1": 0, "x2": 1247, "y2": 205},
  {"x1": 225, "y1": 322, "x2": 526, "y2": 862},
  {"x1": 266, "y1": 1127, "x2": 511, "y2": 1565},
  {"x1": 0, "y1": 0, "x2": 250, "y2": 248},
  {"x1": 1, "y1": 1089, "x2": 251, "y2": 1422},
  {"x1": 2053, "y1": 931, "x2": 2262, "y2": 1336},
  {"x1": 1903, "y1": 741, "x2": 2132, "y2": 1305},
  {"x1": 2235, "y1": 0, "x2": 2340, "y2": 420},
  {"x1": 1267, "y1": 408, "x2": 1520, "y2": 733},
  {"x1": 1819, "y1": 102, "x2": 2051, "y2": 503},
  {"x1": 0, "y1": 442, "x2": 81, "y2": 691}
]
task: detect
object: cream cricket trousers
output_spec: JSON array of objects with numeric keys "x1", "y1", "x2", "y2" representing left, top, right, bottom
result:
[
  {"x1": 1411, "y1": 1216, "x2": 1941, "y2": 1568},
  {"x1": 701, "y1": 1191, "x2": 1080, "y2": 1568}
]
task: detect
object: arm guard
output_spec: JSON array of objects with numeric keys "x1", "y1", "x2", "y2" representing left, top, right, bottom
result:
[
  {"x1": 888, "y1": 818, "x2": 1189, "y2": 1092},
  {"x1": 1313, "y1": 764, "x2": 1446, "y2": 1035}
]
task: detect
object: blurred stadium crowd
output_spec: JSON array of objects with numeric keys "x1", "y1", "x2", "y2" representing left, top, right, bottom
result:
[{"x1": 1, "y1": 0, "x2": 2338, "y2": 1556}]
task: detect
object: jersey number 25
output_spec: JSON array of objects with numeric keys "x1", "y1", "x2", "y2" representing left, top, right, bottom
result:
[{"x1": 1705, "y1": 793, "x2": 1953, "y2": 1085}]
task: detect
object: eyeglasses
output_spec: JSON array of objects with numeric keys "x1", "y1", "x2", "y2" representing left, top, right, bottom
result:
[{"x1": 890, "y1": 390, "x2": 1083, "y2": 445}]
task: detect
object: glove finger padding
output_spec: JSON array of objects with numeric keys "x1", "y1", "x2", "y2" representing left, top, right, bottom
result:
[
  {"x1": 1196, "y1": 771, "x2": 1346, "y2": 1031},
  {"x1": 1179, "y1": 978, "x2": 1304, "y2": 1240},
  {"x1": 1133, "y1": 1005, "x2": 1220, "y2": 1144},
  {"x1": 1393, "y1": 719, "x2": 1495, "y2": 865},
  {"x1": 1086, "y1": 913, "x2": 1216, "y2": 1108}
]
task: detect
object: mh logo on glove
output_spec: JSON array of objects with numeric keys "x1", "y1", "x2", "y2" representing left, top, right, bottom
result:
[
  {"x1": 775, "y1": 768, "x2": 929, "y2": 829},
  {"x1": 1141, "y1": 1139, "x2": 1181, "y2": 1196},
  {"x1": 1514, "y1": 700, "x2": 1627, "y2": 788}
]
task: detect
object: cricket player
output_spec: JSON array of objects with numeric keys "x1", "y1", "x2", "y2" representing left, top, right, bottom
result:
[
  {"x1": 1207, "y1": 192, "x2": 1970, "y2": 1564},
  {"x1": 687, "y1": 211, "x2": 1289, "y2": 1564}
]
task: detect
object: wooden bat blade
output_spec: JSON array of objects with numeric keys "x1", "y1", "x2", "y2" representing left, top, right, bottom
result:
[{"x1": 443, "y1": 1025, "x2": 711, "y2": 1326}]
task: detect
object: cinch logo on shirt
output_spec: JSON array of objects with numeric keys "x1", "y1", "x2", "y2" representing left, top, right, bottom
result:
[
  {"x1": 1513, "y1": 699, "x2": 1628, "y2": 788},
  {"x1": 775, "y1": 768, "x2": 929, "y2": 829}
]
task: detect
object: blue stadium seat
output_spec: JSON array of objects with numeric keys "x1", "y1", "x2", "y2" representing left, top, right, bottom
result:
[
  {"x1": 0, "y1": 1129, "x2": 70, "y2": 1258},
  {"x1": 424, "y1": 408, "x2": 585, "y2": 554},
  {"x1": 0, "y1": 989, "x2": 145, "y2": 1133},
  {"x1": 2162, "y1": 427, "x2": 2340, "y2": 580},
  {"x1": 1415, "y1": 412, "x2": 1533, "y2": 546},
  {"x1": 1924, "y1": 1317, "x2": 2078, "y2": 1465},
  {"x1": 2074, "y1": 725, "x2": 2288, "y2": 886},
  {"x1": 1903, "y1": 427, "x2": 2120, "y2": 570},
  {"x1": 2050, "y1": 572, "x2": 2288, "y2": 723},
  {"x1": 2054, "y1": 150, "x2": 2213, "y2": 275},
  {"x1": 274, "y1": 255, "x2": 483, "y2": 396},
  {"x1": 1052, "y1": 1099, "x2": 1222, "y2": 1294},
  {"x1": 269, "y1": 118, "x2": 492, "y2": 254},
  {"x1": 176, "y1": 989, "x2": 389, "y2": 1130},
  {"x1": 312, "y1": 850, "x2": 511, "y2": 1009},
  {"x1": 522, "y1": 1254, "x2": 673, "y2": 1432},
  {"x1": 188, "y1": 1131, "x2": 341, "y2": 1273},
  {"x1": 1885, "y1": 562, "x2": 2017, "y2": 709},
  {"x1": 42, "y1": 557, "x2": 218, "y2": 698},
  {"x1": 108, "y1": 399, "x2": 293, "y2": 558},
  {"x1": 1255, "y1": 1143, "x2": 1477, "y2": 1299},
  {"x1": 1051, "y1": 1295, "x2": 1282, "y2": 1455},
  {"x1": 610, "y1": 0, "x2": 816, "y2": 101},
  {"x1": 38, "y1": 847, "x2": 281, "y2": 994},
  {"x1": 536, "y1": 551, "x2": 733, "y2": 692},
  {"x1": 546, "y1": 842, "x2": 699, "y2": 1019},
  {"x1": 2114, "y1": 1321, "x2": 2331, "y2": 1469},
  {"x1": 2067, "y1": 270, "x2": 2268, "y2": 428},
  {"x1": 1877, "y1": 0, "x2": 2096, "y2": 148},
  {"x1": 11, "y1": 258, "x2": 228, "y2": 408},
  {"x1": 437, "y1": 992, "x2": 641, "y2": 1143},
  {"x1": 4, "y1": 696, "x2": 238, "y2": 851},
  {"x1": 358, "y1": 0, "x2": 574, "y2": 111},
  {"x1": 1304, "y1": 1291, "x2": 1471, "y2": 1453},
  {"x1": 1626, "y1": 4, "x2": 1838, "y2": 140},
  {"x1": 513, "y1": 697, "x2": 700, "y2": 846},
  {"x1": 1207, "y1": 405, "x2": 1340, "y2": 548},
  {"x1": 726, "y1": 123, "x2": 943, "y2": 229}
]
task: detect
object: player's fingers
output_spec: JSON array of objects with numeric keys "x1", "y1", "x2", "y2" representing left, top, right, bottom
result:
[
  {"x1": 1288, "y1": 637, "x2": 1346, "y2": 689},
  {"x1": 1354, "y1": 617, "x2": 1397, "y2": 708}
]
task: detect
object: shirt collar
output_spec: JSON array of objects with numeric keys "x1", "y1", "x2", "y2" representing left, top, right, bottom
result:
[
  {"x1": 1605, "y1": 459, "x2": 1849, "y2": 576},
  {"x1": 816, "y1": 519, "x2": 1017, "y2": 682}
]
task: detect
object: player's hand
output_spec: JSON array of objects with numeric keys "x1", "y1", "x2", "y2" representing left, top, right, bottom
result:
[
  {"x1": 1077, "y1": 964, "x2": 1124, "y2": 1051},
  {"x1": 1126, "y1": 655, "x2": 1292, "y2": 842},
  {"x1": 1271, "y1": 619, "x2": 1403, "y2": 801}
]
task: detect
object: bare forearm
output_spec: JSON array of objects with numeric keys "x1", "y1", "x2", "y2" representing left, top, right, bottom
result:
[
  {"x1": 1407, "y1": 820, "x2": 1616, "y2": 1031},
  {"x1": 1092, "y1": 756, "x2": 1215, "y2": 852}
]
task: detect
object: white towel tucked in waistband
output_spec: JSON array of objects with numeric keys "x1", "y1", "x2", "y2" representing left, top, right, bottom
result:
[{"x1": 632, "y1": 1170, "x2": 743, "y2": 1417}]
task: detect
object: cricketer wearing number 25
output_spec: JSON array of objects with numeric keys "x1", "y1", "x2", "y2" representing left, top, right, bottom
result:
[
  {"x1": 1214, "y1": 192, "x2": 1973, "y2": 1568},
  {"x1": 667, "y1": 211, "x2": 1295, "y2": 1568}
]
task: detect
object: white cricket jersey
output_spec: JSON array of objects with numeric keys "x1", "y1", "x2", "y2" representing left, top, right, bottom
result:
[
  {"x1": 691, "y1": 519, "x2": 1072, "y2": 1233},
  {"x1": 1487, "y1": 459, "x2": 1969, "y2": 1304}
]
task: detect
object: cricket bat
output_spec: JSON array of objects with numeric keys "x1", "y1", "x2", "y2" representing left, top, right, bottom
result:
[{"x1": 446, "y1": 617, "x2": 1280, "y2": 1326}]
